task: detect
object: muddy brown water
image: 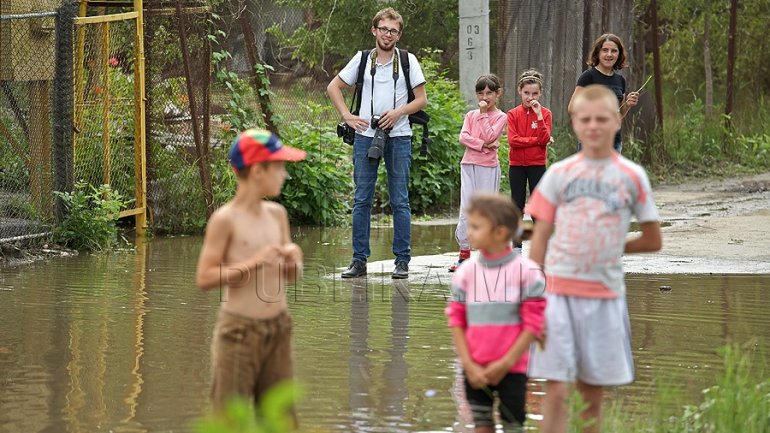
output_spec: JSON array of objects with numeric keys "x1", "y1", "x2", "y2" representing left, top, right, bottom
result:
[{"x1": 1, "y1": 225, "x2": 768, "y2": 432}]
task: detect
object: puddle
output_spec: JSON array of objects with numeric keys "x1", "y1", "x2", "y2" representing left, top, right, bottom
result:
[{"x1": 0, "y1": 227, "x2": 768, "y2": 432}]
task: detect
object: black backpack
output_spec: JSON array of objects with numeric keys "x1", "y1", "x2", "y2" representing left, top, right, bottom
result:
[{"x1": 350, "y1": 48, "x2": 431, "y2": 155}]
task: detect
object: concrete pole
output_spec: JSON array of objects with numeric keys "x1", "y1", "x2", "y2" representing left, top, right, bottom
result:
[{"x1": 459, "y1": 0, "x2": 490, "y2": 107}]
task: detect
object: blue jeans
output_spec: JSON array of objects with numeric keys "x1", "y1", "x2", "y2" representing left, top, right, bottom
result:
[{"x1": 352, "y1": 134, "x2": 412, "y2": 264}]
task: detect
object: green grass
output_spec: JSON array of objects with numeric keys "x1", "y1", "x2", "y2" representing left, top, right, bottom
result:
[
  {"x1": 193, "y1": 382, "x2": 299, "y2": 433},
  {"x1": 546, "y1": 112, "x2": 769, "y2": 186},
  {"x1": 548, "y1": 343, "x2": 770, "y2": 433}
]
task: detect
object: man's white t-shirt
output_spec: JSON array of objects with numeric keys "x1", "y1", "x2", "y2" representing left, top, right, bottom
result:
[{"x1": 337, "y1": 48, "x2": 426, "y2": 138}]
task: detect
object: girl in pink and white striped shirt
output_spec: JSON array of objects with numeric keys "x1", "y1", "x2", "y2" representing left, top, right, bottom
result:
[{"x1": 446, "y1": 193, "x2": 546, "y2": 432}]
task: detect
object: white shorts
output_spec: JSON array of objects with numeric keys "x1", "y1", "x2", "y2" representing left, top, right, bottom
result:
[{"x1": 529, "y1": 293, "x2": 634, "y2": 386}]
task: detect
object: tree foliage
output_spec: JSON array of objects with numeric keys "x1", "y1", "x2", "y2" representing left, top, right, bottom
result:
[
  {"x1": 267, "y1": 0, "x2": 459, "y2": 73},
  {"x1": 654, "y1": 0, "x2": 769, "y2": 121}
]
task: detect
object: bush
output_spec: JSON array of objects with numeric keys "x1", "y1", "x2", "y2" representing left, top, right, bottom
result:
[
  {"x1": 147, "y1": 142, "x2": 208, "y2": 234},
  {"x1": 377, "y1": 52, "x2": 466, "y2": 215},
  {"x1": 736, "y1": 133, "x2": 770, "y2": 168},
  {"x1": 279, "y1": 102, "x2": 354, "y2": 226},
  {"x1": 547, "y1": 125, "x2": 578, "y2": 166},
  {"x1": 211, "y1": 147, "x2": 239, "y2": 208},
  {"x1": 410, "y1": 54, "x2": 466, "y2": 213},
  {"x1": 54, "y1": 181, "x2": 132, "y2": 250}
]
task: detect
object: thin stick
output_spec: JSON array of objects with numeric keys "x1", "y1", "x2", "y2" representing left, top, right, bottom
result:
[
  {"x1": 635, "y1": 74, "x2": 654, "y2": 94},
  {"x1": 619, "y1": 75, "x2": 653, "y2": 111}
]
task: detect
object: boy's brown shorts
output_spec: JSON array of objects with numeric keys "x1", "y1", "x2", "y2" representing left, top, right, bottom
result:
[{"x1": 210, "y1": 309, "x2": 294, "y2": 415}]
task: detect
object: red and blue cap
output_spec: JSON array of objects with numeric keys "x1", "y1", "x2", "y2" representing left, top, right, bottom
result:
[{"x1": 229, "y1": 128, "x2": 306, "y2": 172}]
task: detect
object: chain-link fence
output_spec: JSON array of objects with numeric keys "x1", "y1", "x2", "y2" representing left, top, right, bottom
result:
[
  {"x1": 2, "y1": 0, "x2": 648, "y2": 240},
  {"x1": 141, "y1": 0, "x2": 342, "y2": 233},
  {"x1": 0, "y1": 0, "x2": 60, "y2": 241},
  {"x1": 73, "y1": 16, "x2": 139, "y2": 210},
  {"x1": 1, "y1": 0, "x2": 148, "y2": 243},
  {"x1": 142, "y1": 0, "x2": 212, "y2": 233}
]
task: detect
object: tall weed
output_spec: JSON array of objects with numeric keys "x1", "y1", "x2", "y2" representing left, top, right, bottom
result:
[
  {"x1": 675, "y1": 344, "x2": 769, "y2": 433},
  {"x1": 54, "y1": 181, "x2": 132, "y2": 251},
  {"x1": 642, "y1": 98, "x2": 770, "y2": 178},
  {"x1": 279, "y1": 102, "x2": 354, "y2": 226},
  {"x1": 596, "y1": 343, "x2": 770, "y2": 433},
  {"x1": 377, "y1": 51, "x2": 466, "y2": 214}
]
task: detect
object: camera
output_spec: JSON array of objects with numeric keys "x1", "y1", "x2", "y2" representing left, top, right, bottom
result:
[
  {"x1": 367, "y1": 115, "x2": 389, "y2": 160},
  {"x1": 336, "y1": 122, "x2": 355, "y2": 145}
]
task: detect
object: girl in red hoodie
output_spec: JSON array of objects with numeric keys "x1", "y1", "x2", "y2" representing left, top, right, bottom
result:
[{"x1": 507, "y1": 70, "x2": 552, "y2": 249}]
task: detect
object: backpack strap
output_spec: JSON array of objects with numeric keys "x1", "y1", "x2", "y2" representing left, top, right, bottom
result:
[
  {"x1": 399, "y1": 48, "x2": 414, "y2": 103},
  {"x1": 351, "y1": 48, "x2": 430, "y2": 155},
  {"x1": 397, "y1": 48, "x2": 431, "y2": 155},
  {"x1": 351, "y1": 49, "x2": 370, "y2": 115}
]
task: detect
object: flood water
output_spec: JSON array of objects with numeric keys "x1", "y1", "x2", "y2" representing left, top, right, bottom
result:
[{"x1": 1, "y1": 224, "x2": 769, "y2": 432}]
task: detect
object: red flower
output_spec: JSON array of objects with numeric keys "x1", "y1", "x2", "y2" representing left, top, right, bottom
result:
[{"x1": 109, "y1": 57, "x2": 119, "y2": 67}]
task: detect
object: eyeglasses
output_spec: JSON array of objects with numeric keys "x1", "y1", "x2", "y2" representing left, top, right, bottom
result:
[{"x1": 376, "y1": 26, "x2": 401, "y2": 37}]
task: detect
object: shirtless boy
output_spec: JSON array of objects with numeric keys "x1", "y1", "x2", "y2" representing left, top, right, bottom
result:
[{"x1": 196, "y1": 128, "x2": 306, "y2": 414}]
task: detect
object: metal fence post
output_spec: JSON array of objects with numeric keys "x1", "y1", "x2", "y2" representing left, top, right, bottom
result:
[{"x1": 53, "y1": 0, "x2": 77, "y2": 222}]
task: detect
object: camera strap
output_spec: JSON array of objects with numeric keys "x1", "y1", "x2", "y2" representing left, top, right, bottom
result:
[{"x1": 369, "y1": 49, "x2": 399, "y2": 117}]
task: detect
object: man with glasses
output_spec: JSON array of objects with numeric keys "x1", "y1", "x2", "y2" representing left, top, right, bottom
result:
[{"x1": 328, "y1": 7, "x2": 427, "y2": 279}]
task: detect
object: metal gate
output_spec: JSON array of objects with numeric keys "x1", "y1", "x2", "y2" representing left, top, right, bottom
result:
[{"x1": 72, "y1": 0, "x2": 147, "y2": 234}]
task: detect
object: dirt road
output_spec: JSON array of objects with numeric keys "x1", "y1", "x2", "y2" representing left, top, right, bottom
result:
[
  {"x1": 400, "y1": 171, "x2": 770, "y2": 277},
  {"x1": 628, "y1": 171, "x2": 770, "y2": 273}
]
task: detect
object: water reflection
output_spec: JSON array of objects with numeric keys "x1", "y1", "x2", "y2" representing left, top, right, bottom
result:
[
  {"x1": 0, "y1": 237, "x2": 215, "y2": 433},
  {"x1": 381, "y1": 281, "x2": 409, "y2": 430},
  {"x1": 124, "y1": 237, "x2": 148, "y2": 429},
  {"x1": 349, "y1": 280, "x2": 374, "y2": 431},
  {"x1": 0, "y1": 227, "x2": 768, "y2": 433},
  {"x1": 346, "y1": 279, "x2": 410, "y2": 432}
]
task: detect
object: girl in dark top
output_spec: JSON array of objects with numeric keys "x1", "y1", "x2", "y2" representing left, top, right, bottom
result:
[{"x1": 568, "y1": 33, "x2": 639, "y2": 152}]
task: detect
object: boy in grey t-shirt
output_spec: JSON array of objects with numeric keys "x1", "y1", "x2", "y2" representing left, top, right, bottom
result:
[{"x1": 526, "y1": 85, "x2": 662, "y2": 433}]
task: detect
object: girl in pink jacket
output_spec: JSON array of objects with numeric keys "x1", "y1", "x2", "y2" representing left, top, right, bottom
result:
[{"x1": 450, "y1": 74, "x2": 508, "y2": 272}]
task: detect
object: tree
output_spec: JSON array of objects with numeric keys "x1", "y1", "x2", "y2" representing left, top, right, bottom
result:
[
  {"x1": 266, "y1": 0, "x2": 459, "y2": 77},
  {"x1": 703, "y1": 0, "x2": 714, "y2": 118}
]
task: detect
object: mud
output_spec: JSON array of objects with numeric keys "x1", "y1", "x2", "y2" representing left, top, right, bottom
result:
[
  {"x1": 397, "y1": 171, "x2": 770, "y2": 278},
  {"x1": 650, "y1": 171, "x2": 770, "y2": 272},
  {"x1": 0, "y1": 242, "x2": 77, "y2": 267}
]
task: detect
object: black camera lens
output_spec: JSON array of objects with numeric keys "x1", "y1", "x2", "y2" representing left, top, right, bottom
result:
[{"x1": 368, "y1": 128, "x2": 386, "y2": 160}]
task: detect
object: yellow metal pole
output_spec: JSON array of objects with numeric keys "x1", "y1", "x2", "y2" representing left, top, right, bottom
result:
[
  {"x1": 73, "y1": 0, "x2": 88, "y2": 150},
  {"x1": 133, "y1": 0, "x2": 147, "y2": 235},
  {"x1": 101, "y1": 22, "x2": 111, "y2": 188}
]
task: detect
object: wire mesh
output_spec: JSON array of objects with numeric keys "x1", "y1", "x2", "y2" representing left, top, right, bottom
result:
[
  {"x1": 2, "y1": 0, "x2": 644, "y2": 239},
  {"x1": 72, "y1": 18, "x2": 138, "y2": 210},
  {"x1": 0, "y1": 0, "x2": 61, "y2": 240},
  {"x1": 144, "y1": 0, "x2": 213, "y2": 233},
  {"x1": 142, "y1": 0, "x2": 342, "y2": 233},
  {"x1": 233, "y1": 1, "x2": 337, "y2": 126}
]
